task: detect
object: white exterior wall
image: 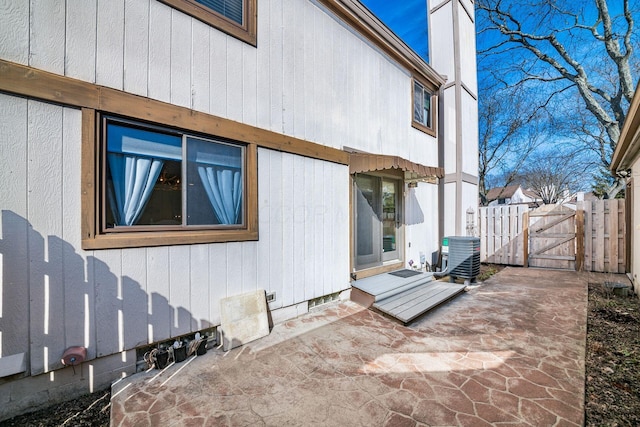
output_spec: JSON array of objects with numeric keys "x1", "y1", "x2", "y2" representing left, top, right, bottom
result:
[
  {"x1": 404, "y1": 183, "x2": 440, "y2": 268},
  {"x1": 0, "y1": 93, "x2": 349, "y2": 412},
  {"x1": 430, "y1": 0, "x2": 479, "y2": 235},
  {"x1": 631, "y1": 159, "x2": 640, "y2": 295},
  {"x1": 0, "y1": 0, "x2": 445, "y2": 418},
  {"x1": 0, "y1": 0, "x2": 438, "y2": 163}
]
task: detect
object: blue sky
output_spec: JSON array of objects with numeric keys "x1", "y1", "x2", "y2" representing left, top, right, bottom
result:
[{"x1": 359, "y1": 0, "x2": 429, "y2": 61}]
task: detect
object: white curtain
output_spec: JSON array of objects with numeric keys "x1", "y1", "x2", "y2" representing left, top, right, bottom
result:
[
  {"x1": 108, "y1": 154, "x2": 164, "y2": 226},
  {"x1": 198, "y1": 165, "x2": 242, "y2": 224}
]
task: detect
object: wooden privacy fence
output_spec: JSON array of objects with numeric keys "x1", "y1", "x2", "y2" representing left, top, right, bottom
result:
[
  {"x1": 583, "y1": 199, "x2": 626, "y2": 273},
  {"x1": 478, "y1": 199, "x2": 626, "y2": 273},
  {"x1": 478, "y1": 205, "x2": 528, "y2": 266}
]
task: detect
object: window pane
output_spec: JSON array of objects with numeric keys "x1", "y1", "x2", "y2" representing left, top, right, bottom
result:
[
  {"x1": 413, "y1": 81, "x2": 423, "y2": 124},
  {"x1": 107, "y1": 123, "x2": 182, "y2": 160},
  {"x1": 423, "y1": 90, "x2": 431, "y2": 128},
  {"x1": 195, "y1": 0, "x2": 243, "y2": 25},
  {"x1": 135, "y1": 160, "x2": 183, "y2": 225},
  {"x1": 186, "y1": 137, "x2": 244, "y2": 225},
  {"x1": 106, "y1": 123, "x2": 182, "y2": 227}
]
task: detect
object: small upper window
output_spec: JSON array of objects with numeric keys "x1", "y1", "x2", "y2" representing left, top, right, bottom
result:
[
  {"x1": 103, "y1": 118, "x2": 245, "y2": 231},
  {"x1": 160, "y1": 0, "x2": 256, "y2": 46},
  {"x1": 194, "y1": 0, "x2": 243, "y2": 25},
  {"x1": 412, "y1": 79, "x2": 436, "y2": 135}
]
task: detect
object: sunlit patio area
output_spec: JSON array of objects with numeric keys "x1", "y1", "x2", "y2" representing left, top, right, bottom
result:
[{"x1": 110, "y1": 267, "x2": 600, "y2": 426}]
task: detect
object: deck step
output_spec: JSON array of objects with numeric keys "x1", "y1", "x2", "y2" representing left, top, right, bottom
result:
[
  {"x1": 372, "y1": 282, "x2": 466, "y2": 324},
  {"x1": 374, "y1": 275, "x2": 434, "y2": 302},
  {"x1": 351, "y1": 271, "x2": 434, "y2": 302}
]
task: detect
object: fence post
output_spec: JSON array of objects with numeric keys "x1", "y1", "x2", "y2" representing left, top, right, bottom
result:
[
  {"x1": 523, "y1": 211, "x2": 529, "y2": 268},
  {"x1": 576, "y1": 209, "x2": 584, "y2": 271}
]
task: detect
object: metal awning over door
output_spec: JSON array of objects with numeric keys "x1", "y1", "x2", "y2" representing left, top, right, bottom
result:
[{"x1": 349, "y1": 153, "x2": 444, "y2": 180}]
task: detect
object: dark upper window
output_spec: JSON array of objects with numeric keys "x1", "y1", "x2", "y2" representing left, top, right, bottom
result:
[
  {"x1": 160, "y1": 0, "x2": 256, "y2": 46},
  {"x1": 412, "y1": 78, "x2": 436, "y2": 136},
  {"x1": 194, "y1": 0, "x2": 243, "y2": 24}
]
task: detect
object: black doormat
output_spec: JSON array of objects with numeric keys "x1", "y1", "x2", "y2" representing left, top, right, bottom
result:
[{"x1": 388, "y1": 269, "x2": 422, "y2": 278}]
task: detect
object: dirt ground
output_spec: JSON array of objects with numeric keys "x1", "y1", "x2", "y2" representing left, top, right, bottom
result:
[
  {"x1": 1, "y1": 269, "x2": 638, "y2": 426},
  {"x1": 585, "y1": 281, "x2": 640, "y2": 427},
  {"x1": 0, "y1": 388, "x2": 110, "y2": 427}
]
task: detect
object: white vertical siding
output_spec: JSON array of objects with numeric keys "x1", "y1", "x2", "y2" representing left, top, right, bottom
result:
[
  {"x1": 124, "y1": 0, "x2": 150, "y2": 97},
  {"x1": 226, "y1": 37, "x2": 244, "y2": 122},
  {"x1": 148, "y1": 1, "x2": 172, "y2": 103},
  {"x1": 405, "y1": 183, "x2": 440, "y2": 268},
  {"x1": 444, "y1": 182, "x2": 458, "y2": 237},
  {"x1": 169, "y1": 246, "x2": 191, "y2": 337},
  {"x1": 2, "y1": 0, "x2": 439, "y2": 165},
  {"x1": 170, "y1": 10, "x2": 192, "y2": 109},
  {"x1": 268, "y1": 0, "x2": 284, "y2": 133},
  {"x1": 254, "y1": 149, "x2": 350, "y2": 306},
  {"x1": 189, "y1": 244, "x2": 211, "y2": 330},
  {"x1": 65, "y1": 0, "x2": 97, "y2": 82},
  {"x1": 0, "y1": 0, "x2": 29, "y2": 64},
  {"x1": 443, "y1": 87, "x2": 457, "y2": 173},
  {"x1": 281, "y1": 0, "x2": 295, "y2": 135},
  {"x1": 208, "y1": 245, "x2": 226, "y2": 326},
  {"x1": 303, "y1": 3, "x2": 319, "y2": 143},
  {"x1": 267, "y1": 152, "x2": 284, "y2": 306},
  {"x1": 96, "y1": 0, "x2": 124, "y2": 89},
  {"x1": 292, "y1": 0, "x2": 306, "y2": 139},
  {"x1": 459, "y1": 5, "x2": 478, "y2": 95},
  {"x1": 61, "y1": 107, "x2": 96, "y2": 360},
  {"x1": 256, "y1": 0, "x2": 272, "y2": 130},
  {"x1": 429, "y1": 1, "x2": 455, "y2": 82},
  {"x1": 29, "y1": 0, "x2": 65, "y2": 74},
  {"x1": 146, "y1": 247, "x2": 171, "y2": 342},
  {"x1": 27, "y1": 101, "x2": 65, "y2": 375},
  {"x1": 192, "y1": 20, "x2": 211, "y2": 112},
  {"x1": 462, "y1": 90, "x2": 479, "y2": 176},
  {"x1": 0, "y1": 94, "x2": 29, "y2": 358},
  {"x1": 95, "y1": 249, "x2": 121, "y2": 357},
  {"x1": 242, "y1": 243, "x2": 258, "y2": 293},
  {"x1": 209, "y1": 29, "x2": 228, "y2": 117},
  {"x1": 242, "y1": 43, "x2": 258, "y2": 127},
  {"x1": 121, "y1": 248, "x2": 148, "y2": 349},
  {"x1": 280, "y1": 153, "x2": 296, "y2": 307},
  {"x1": 292, "y1": 155, "x2": 307, "y2": 303},
  {"x1": 312, "y1": 160, "x2": 324, "y2": 298}
]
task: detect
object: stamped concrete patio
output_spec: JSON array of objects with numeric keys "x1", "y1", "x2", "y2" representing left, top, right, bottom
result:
[{"x1": 110, "y1": 267, "x2": 598, "y2": 426}]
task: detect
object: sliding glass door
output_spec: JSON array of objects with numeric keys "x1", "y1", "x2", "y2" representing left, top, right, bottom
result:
[{"x1": 354, "y1": 174, "x2": 402, "y2": 270}]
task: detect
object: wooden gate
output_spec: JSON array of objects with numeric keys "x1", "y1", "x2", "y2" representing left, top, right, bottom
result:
[
  {"x1": 524, "y1": 205, "x2": 583, "y2": 270},
  {"x1": 480, "y1": 200, "x2": 626, "y2": 272}
]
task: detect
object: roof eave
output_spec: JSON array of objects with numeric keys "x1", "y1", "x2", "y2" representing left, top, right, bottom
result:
[{"x1": 611, "y1": 83, "x2": 640, "y2": 173}]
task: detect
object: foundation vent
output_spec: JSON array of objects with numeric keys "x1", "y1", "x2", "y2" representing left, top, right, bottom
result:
[{"x1": 309, "y1": 292, "x2": 341, "y2": 309}]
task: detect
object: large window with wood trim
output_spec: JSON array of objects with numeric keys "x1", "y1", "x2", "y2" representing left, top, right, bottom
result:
[
  {"x1": 83, "y1": 111, "x2": 258, "y2": 250},
  {"x1": 103, "y1": 117, "x2": 246, "y2": 230},
  {"x1": 412, "y1": 78, "x2": 437, "y2": 136},
  {"x1": 160, "y1": 0, "x2": 256, "y2": 45}
]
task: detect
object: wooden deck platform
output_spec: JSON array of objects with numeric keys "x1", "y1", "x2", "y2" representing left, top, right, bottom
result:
[{"x1": 351, "y1": 270, "x2": 466, "y2": 324}]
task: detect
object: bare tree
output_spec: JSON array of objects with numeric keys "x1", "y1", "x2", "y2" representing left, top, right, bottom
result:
[
  {"x1": 478, "y1": 86, "x2": 543, "y2": 205},
  {"x1": 477, "y1": 0, "x2": 638, "y2": 197},
  {"x1": 519, "y1": 153, "x2": 584, "y2": 204}
]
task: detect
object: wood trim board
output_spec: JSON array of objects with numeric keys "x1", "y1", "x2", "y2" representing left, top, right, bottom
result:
[{"x1": 0, "y1": 60, "x2": 349, "y2": 166}]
